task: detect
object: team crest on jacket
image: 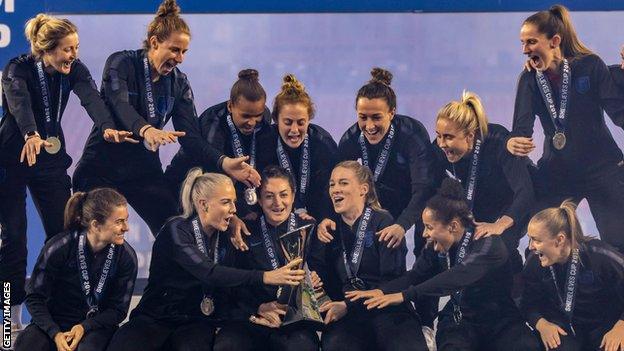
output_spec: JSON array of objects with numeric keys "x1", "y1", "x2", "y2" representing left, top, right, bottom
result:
[{"x1": 575, "y1": 76, "x2": 590, "y2": 94}]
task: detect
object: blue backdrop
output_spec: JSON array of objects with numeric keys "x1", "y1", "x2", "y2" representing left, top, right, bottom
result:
[{"x1": 1, "y1": 1, "x2": 624, "y2": 280}]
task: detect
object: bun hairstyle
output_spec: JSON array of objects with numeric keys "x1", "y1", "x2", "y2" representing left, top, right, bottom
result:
[
  {"x1": 271, "y1": 74, "x2": 315, "y2": 122},
  {"x1": 436, "y1": 90, "x2": 488, "y2": 139},
  {"x1": 523, "y1": 4, "x2": 592, "y2": 59},
  {"x1": 333, "y1": 161, "x2": 383, "y2": 212},
  {"x1": 25, "y1": 14, "x2": 77, "y2": 58},
  {"x1": 355, "y1": 67, "x2": 397, "y2": 112},
  {"x1": 179, "y1": 168, "x2": 234, "y2": 218},
  {"x1": 64, "y1": 188, "x2": 127, "y2": 232},
  {"x1": 143, "y1": 0, "x2": 190, "y2": 51},
  {"x1": 230, "y1": 68, "x2": 267, "y2": 106},
  {"x1": 529, "y1": 199, "x2": 590, "y2": 248},
  {"x1": 425, "y1": 178, "x2": 473, "y2": 228}
]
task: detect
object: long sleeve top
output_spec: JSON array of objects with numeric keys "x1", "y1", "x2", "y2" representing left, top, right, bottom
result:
[
  {"x1": 78, "y1": 49, "x2": 203, "y2": 181},
  {"x1": 221, "y1": 214, "x2": 314, "y2": 320},
  {"x1": 338, "y1": 115, "x2": 435, "y2": 231},
  {"x1": 381, "y1": 235, "x2": 518, "y2": 324},
  {"x1": 165, "y1": 101, "x2": 273, "y2": 216},
  {"x1": 131, "y1": 216, "x2": 264, "y2": 323},
  {"x1": 256, "y1": 123, "x2": 338, "y2": 221},
  {"x1": 433, "y1": 123, "x2": 535, "y2": 225},
  {"x1": 521, "y1": 239, "x2": 624, "y2": 330},
  {"x1": 511, "y1": 54, "x2": 624, "y2": 177},
  {"x1": 25, "y1": 231, "x2": 137, "y2": 339},
  {"x1": 1, "y1": 55, "x2": 115, "y2": 167}
]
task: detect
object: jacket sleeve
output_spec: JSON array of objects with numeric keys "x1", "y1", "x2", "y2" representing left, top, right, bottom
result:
[
  {"x1": 402, "y1": 236, "x2": 507, "y2": 302},
  {"x1": 496, "y1": 136, "x2": 535, "y2": 223},
  {"x1": 70, "y1": 60, "x2": 116, "y2": 133},
  {"x1": 101, "y1": 54, "x2": 149, "y2": 135},
  {"x1": 310, "y1": 132, "x2": 339, "y2": 221},
  {"x1": 169, "y1": 224, "x2": 264, "y2": 287},
  {"x1": 380, "y1": 245, "x2": 437, "y2": 294},
  {"x1": 170, "y1": 80, "x2": 222, "y2": 167},
  {"x1": 587, "y1": 243, "x2": 624, "y2": 321},
  {"x1": 520, "y1": 253, "x2": 550, "y2": 327},
  {"x1": 511, "y1": 71, "x2": 539, "y2": 138},
  {"x1": 24, "y1": 238, "x2": 68, "y2": 339},
  {"x1": 81, "y1": 245, "x2": 138, "y2": 332},
  {"x1": 593, "y1": 57, "x2": 624, "y2": 129},
  {"x1": 395, "y1": 132, "x2": 436, "y2": 231},
  {"x1": 377, "y1": 214, "x2": 408, "y2": 282},
  {"x1": 2, "y1": 62, "x2": 37, "y2": 136}
]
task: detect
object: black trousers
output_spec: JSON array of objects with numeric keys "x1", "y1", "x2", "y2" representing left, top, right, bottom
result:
[
  {"x1": 213, "y1": 321, "x2": 319, "y2": 351},
  {"x1": 105, "y1": 314, "x2": 215, "y2": 351},
  {"x1": 533, "y1": 161, "x2": 624, "y2": 253},
  {"x1": 14, "y1": 323, "x2": 115, "y2": 351},
  {"x1": 436, "y1": 316, "x2": 541, "y2": 351},
  {"x1": 533, "y1": 318, "x2": 614, "y2": 351},
  {"x1": 72, "y1": 164, "x2": 177, "y2": 235},
  {"x1": 0, "y1": 163, "x2": 71, "y2": 305},
  {"x1": 322, "y1": 307, "x2": 428, "y2": 351}
]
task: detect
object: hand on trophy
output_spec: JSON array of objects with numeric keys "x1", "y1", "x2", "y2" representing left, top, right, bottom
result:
[
  {"x1": 263, "y1": 258, "x2": 305, "y2": 286},
  {"x1": 319, "y1": 301, "x2": 347, "y2": 324},
  {"x1": 310, "y1": 271, "x2": 323, "y2": 289},
  {"x1": 250, "y1": 302, "x2": 287, "y2": 328},
  {"x1": 344, "y1": 289, "x2": 383, "y2": 302},
  {"x1": 317, "y1": 218, "x2": 336, "y2": 243}
]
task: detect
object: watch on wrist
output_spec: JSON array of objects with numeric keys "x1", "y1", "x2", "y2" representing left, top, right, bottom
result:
[{"x1": 25, "y1": 131, "x2": 39, "y2": 140}]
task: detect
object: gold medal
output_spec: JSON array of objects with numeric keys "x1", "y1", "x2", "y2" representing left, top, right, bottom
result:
[
  {"x1": 244, "y1": 188, "x2": 257, "y2": 205},
  {"x1": 200, "y1": 296, "x2": 214, "y2": 316},
  {"x1": 552, "y1": 132, "x2": 566, "y2": 150},
  {"x1": 45, "y1": 136, "x2": 62, "y2": 154}
]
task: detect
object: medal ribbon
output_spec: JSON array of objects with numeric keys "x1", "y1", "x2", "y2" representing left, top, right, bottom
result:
[
  {"x1": 359, "y1": 124, "x2": 395, "y2": 182},
  {"x1": 226, "y1": 115, "x2": 257, "y2": 168},
  {"x1": 260, "y1": 213, "x2": 296, "y2": 269},
  {"x1": 76, "y1": 232, "x2": 116, "y2": 316},
  {"x1": 276, "y1": 135, "x2": 310, "y2": 210},
  {"x1": 535, "y1": 58, "x2": 570, "y2": 135},
  {"x1": 340, "y1": 207, "x2": 373, "y2": 282},
  {"x1": 35, "y1": 61, "x2": 63, "y2": 138},
  {"x1": 549, "y1": 248, "x2": 580, "y2": 335}
]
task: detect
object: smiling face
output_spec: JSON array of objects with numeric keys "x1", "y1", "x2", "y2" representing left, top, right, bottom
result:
[
  {"x1": 421, "y1": 208, "x2": 461, "y2": 253},
  {"x1": 520, "y1": 23, "x2": 561, "y2": 72},
  {"x1": 277, "y1": 103, "x2": 310, "y2": 148},
  {"x1": 198, "y1": 184, "x2": 237, "y2": 232},
  {"x1": 42, "y1": 32, "x2": 79, "y2": 75},
  {"x1": 259, "y1": 177, "x2": 294, "y2": 226},
  {"x1": 228, "y1": 97, "x2": 266, "y2": 136},
  {"x1": 435, "y1": 118, "x2": 475, "y2": 163},
  {"x1": 91, "y1": 205, "x2": 130, "y2": 246},
  {"x1": 148, "y1": 31, "x2": 190, "y2": 77},
  {"x1": 527, "y1": 221, "x2": 571, "y2": 267},
  {"x1": 356, "y1": 97, "x2": 395, "y2": 145},
  {"x1": 329, "y1": 166, "x2": 368, "y2": 217}
]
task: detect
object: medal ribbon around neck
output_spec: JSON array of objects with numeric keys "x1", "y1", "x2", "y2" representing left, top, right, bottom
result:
[
  {"x1": 535, "y1": 59, "x2": 571, "y2": 138},
  {"x1": 276, "y1": 135, "x2": 310, "y2": 210},
  {"x1": 359, "y1": 123, "x2": 395, "y2": 182},
  {"x1": 76, "y1": 232, "x2": 116, "y2": 317}
]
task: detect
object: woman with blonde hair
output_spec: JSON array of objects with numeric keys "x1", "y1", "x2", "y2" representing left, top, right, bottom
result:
[
  {"x1": 106, "y1": 168, "x2": 305, "y2": 351},
  {"x1": 0, "y1": 13, "x2": 133, "y2": 330},
  {"x1": 433, "y1": 90, "x2": 535, "y2": 274},
  {"x1": 508, "y1": 4, "x2": 624, "y2": 253},
  {"x1": 319, "y1": 161, "x2": 428, "y2": 351},
  {"x1": 522, "y1": 200, "x2": 624, "y2": 350}
]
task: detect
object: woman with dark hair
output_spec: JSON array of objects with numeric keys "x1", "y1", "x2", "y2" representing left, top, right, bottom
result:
[
  {"x1": 165, "y1": 68, "x2": 272, "y2": 243},
  {"x1": 318, "y1": 67, "x2": 435, "y2": 252},
  {"x1": 213, "y1": 165, "x2": 319, "y2": 351},
  {"x1": 14, "y1": 188, "x2": 138, "y2": 351},
  {"x1": 319, "y1": 161, "x2": 427, "y2": 351},
  {"x1": 0, "y1": 13, "x2": 133, "y2": 330},
  {"x1": 508, "y1": 4, "x2": 624, "y2": 253},
  {"x1": 433, "y1": 90, "x2": 535, "y2": 274},
  {"x1": 348, "y1": 178, "x2": 541, "y2": 351},
  {"x1": 522, "y1": 201, "x2": 624, "y2": 351},
  {"x1": 106, "y1": 168, "x2": 305, "y2": 351},
  {"x1": 72, "y1": 0, "x2": 207, "y2": 235}
]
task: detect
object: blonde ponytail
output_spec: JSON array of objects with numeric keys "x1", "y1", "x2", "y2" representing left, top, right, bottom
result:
[
  {"x1": 179, "y1": 168, "x2": 233, "y2": 218},
  {"x1": 24, "y1": 14, "x2": 77, "y2": 58},
  {"x1": 529, "y1": 199, "x2": 590, "y2": 248},
  {"x1": 436, "y1": 90, "x2": 489, "y2": 139}
]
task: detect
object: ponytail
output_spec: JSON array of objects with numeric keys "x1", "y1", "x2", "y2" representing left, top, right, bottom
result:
[
  {"x1": 143, "y1": 0, "x2": 190, "y2": 50},
  {"x1": 523, "y1": 4, "x2": 592, "y2": 59},
  {"x1": 529, "y1": 199, "x2": 591, "y2": 248},
  {"x1": 63, "y1": 188, "x2": 127, "y2": 232},
  {"x1": 24, "y1": 14, "x2": 77, "y2": 58},
  {"x1": 334, "y1": 161, "x2": 383, "y2": 212},
  {"x1": 179, "y1": 168, "x2": 233, "y2": 218},
  {"x1": 436, "y1": 90, "x2": 488, "y2": 139}
]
